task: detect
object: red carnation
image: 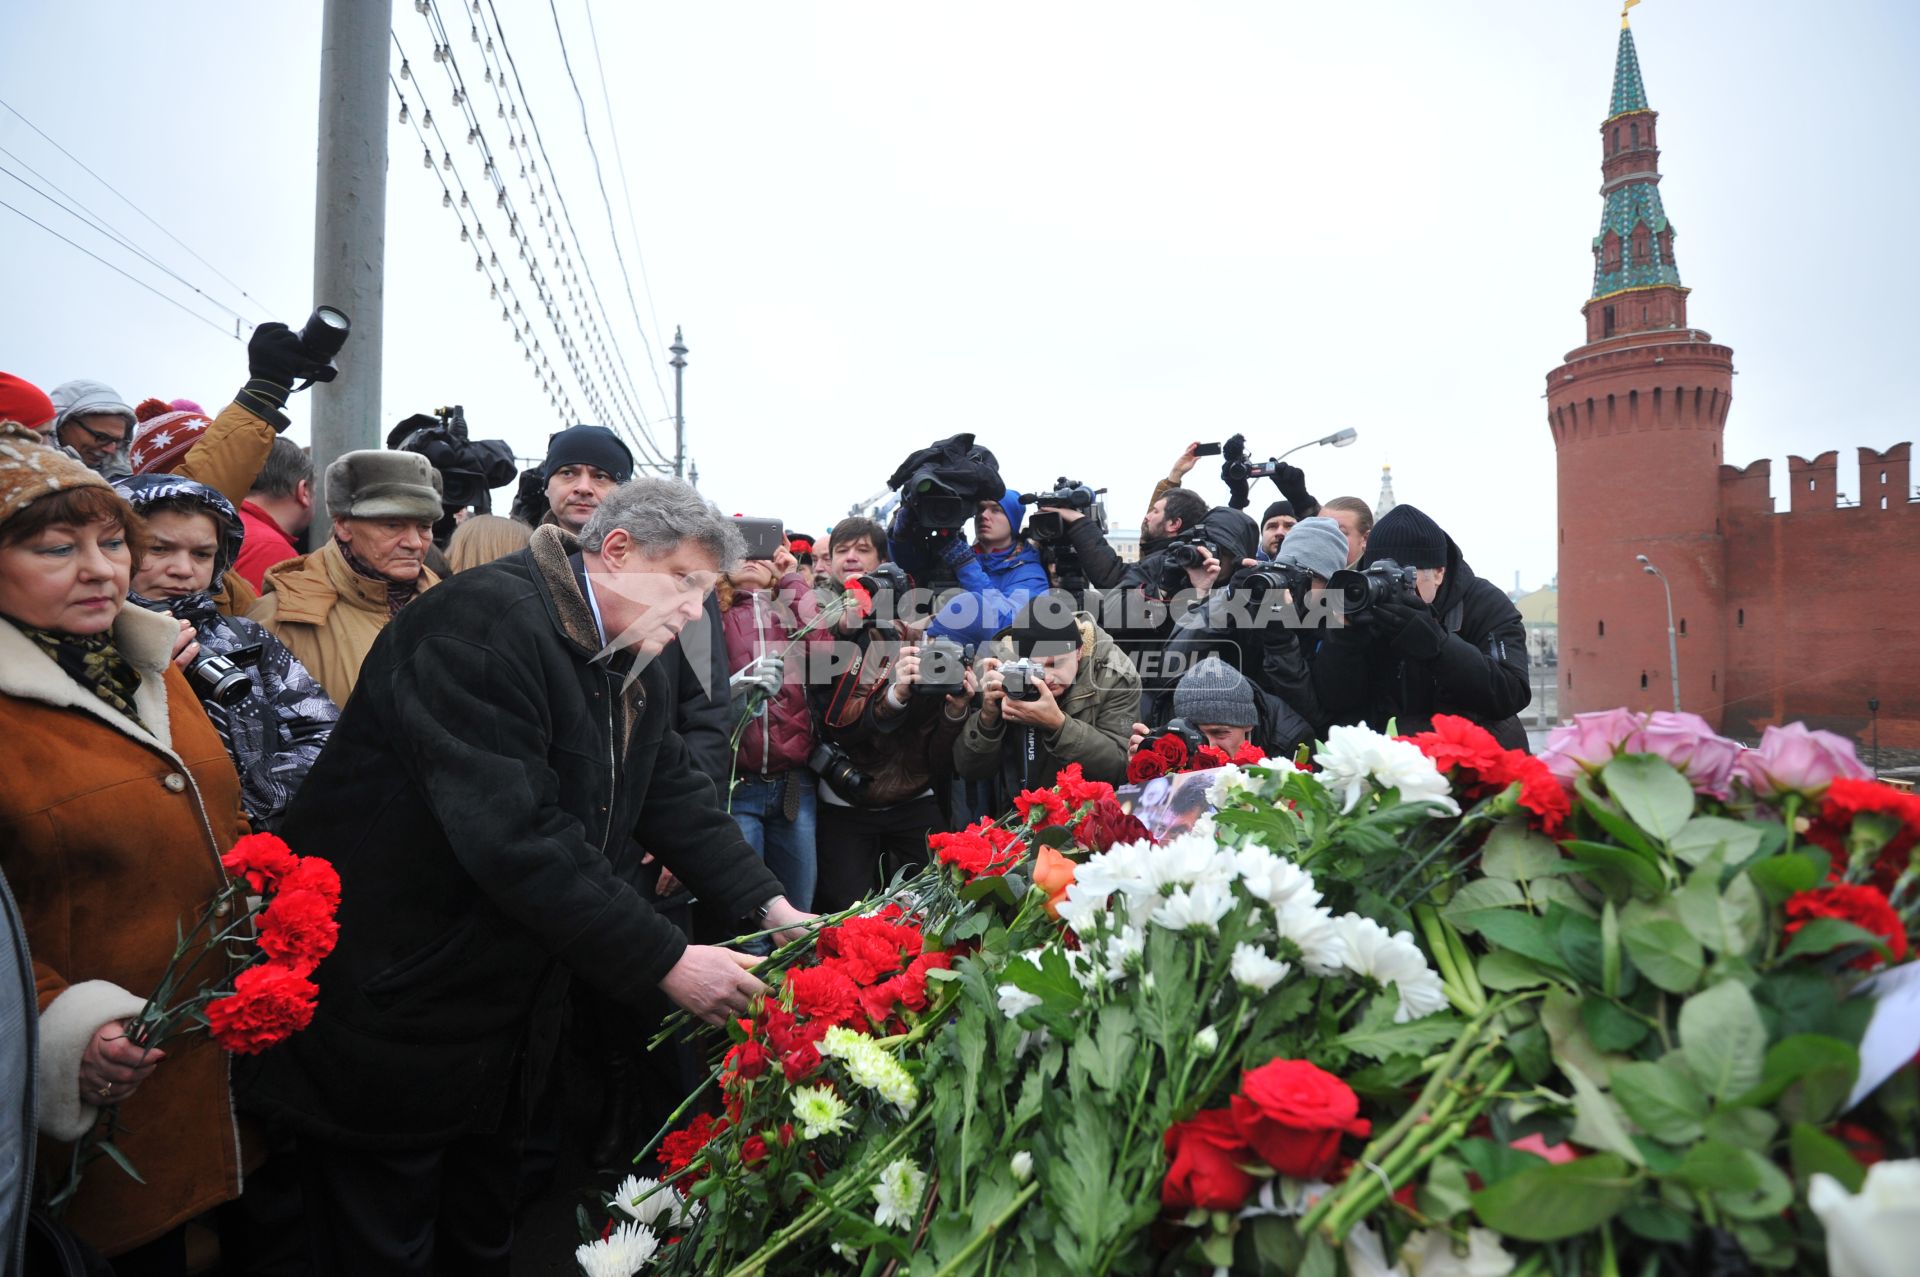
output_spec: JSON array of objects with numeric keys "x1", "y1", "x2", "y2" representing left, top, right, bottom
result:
[
  {"x1": 930, "y1": 819, "x2": 1024, "y2": 880},
  {"x1": 1785, "y1": 884, "x2": 1909, "y2": 970},
  {"x1": 1228, "y1": 1058, "x2": 1371, "y2": 1180},
  {"x1": 205, "y1": 961, "x2": 318, "y2": 1055},
  {"x1": 277, "y1": 855, "x2": 342, "y2": 908},
  {"x1": 1162, "y1": 1108, "x2": 1257, "y2": 1211},
  {"x1": 255, "y1": 888, "x2": 339, "y2": 976},
  {"x1": 1015, "y1": 787, "x2": 1071, "y2": 829},
  {"x1": 1128, "y1": 750, "x2": 1171, "y2": 784},
  {"x1": 659, "y1": 1112, "x2": 727, "y2": 1180},
  {"x1": 1054, "y1": 762, "x2": 1116, "y2": 814},
  {"x1": 221, "y1": 833, "x2": 298, "y2": 894},
  {"x1": 785, "y1": 964, "x2": 863, "y2": 1026},
  {"x1": 1195, "y1": 745, "x2": 1233, "y2": 771},
  {"x1": 1404, "y1": 715, "x2": 1570, "y2": 836},
  {"x1": 1230, "y1": 742, "x2": 1268, "y2": 766},
  {"x1": 1806, "y1": 778, "x2": 1920, "y2": 893},
  {"x1": 842, "y1": 580, "x2": 873, "y2": 619}
]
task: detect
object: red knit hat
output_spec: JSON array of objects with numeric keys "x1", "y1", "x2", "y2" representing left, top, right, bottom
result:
[
  {"x1": 128, "y1": 397, "x2": 214, "y2": 475},
  {"x1": 0, "y1": 372, "x2": 56, "y2": 431}
]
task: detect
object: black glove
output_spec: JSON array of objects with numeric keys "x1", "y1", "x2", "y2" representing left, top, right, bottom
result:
[
  {"x1": 1272, "y1": 462, "x2": 1318, "y2": 517},
  {"x1": 248, "y1": 322, "x2": 336, "y2": 390},
  {"x1": 1374, "y1": 597, "x2": 1446, "y2": 660}
]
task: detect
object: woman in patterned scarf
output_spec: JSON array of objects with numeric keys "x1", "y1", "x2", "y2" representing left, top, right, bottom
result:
[{"x1": 115, "y1": 474, "x2": 340, "y2": 832}]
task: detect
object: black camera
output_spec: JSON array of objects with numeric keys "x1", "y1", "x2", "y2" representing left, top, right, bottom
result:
[
  {"x1": 186, "y1": 642, "x2": 263, "y2": 707},
  {"x1": 1328, "y1": 558, "x2": 1420, "y2": 617},
  {"x1": 1218, "y1": 434, "x2": 1284, "y2": 511},
  {"x1": 914, "y1": 635, "x2": 969, "y2": 697},
  {"x1": 998, "y1": 657, "x2": 1046, "y2": 703},
  {"x1": 808, "y1": 740, "x2": 872, "y2": 803},
  {"x1": 298, "y1": 306, "x2": 351, "y2": 367},
  {"x1": 1228, "y1": 564, "x2": 1302, "y2": 600},
  {"x1": 1022, "y1": 477, "x2": 1107, "y2": 544},
  {"x1": 1164, "y1": 535, "x2": 1222, "y2": 571},
  {"x1": 1137, "y1": 718, "x2": 1206, "y2": 761},
  {"x1": 387, "y1": 407, "x2": 519, "y2": 524},
  {"x1": 852, "y1": 562, "x2": 912, "y2": 598},
  {"x1": 887, "y1": 434, "x2": 1005, "y2": 540}
]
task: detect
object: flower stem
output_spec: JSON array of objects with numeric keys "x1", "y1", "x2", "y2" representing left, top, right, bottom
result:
[{"x1": 927, "y1": 1183, "x2": 1040, "y2": 1277}]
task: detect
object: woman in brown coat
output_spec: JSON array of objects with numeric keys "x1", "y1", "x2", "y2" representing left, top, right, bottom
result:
[{"x1": 0, "y1": 422, "x2": 249, "y2": 1267}]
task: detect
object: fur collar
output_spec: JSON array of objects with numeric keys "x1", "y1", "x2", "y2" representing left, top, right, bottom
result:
[
  {"x1": 0, "y1": 603, "x2": 179, "y2": 754},
  {"x1": 528, "y1": 523, "x2": 600, "y2": 654}
]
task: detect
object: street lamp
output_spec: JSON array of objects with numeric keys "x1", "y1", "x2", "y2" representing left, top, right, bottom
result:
[
  {"x1": 669, "y1": 326, "x2": 688, "y2": 481},
  {"x1": 1277, "y1": 428, "x2": 1360, "y2": 461},
  {"x1": 1636, "y1": 554, "x2": 1681, "y2": 712}
]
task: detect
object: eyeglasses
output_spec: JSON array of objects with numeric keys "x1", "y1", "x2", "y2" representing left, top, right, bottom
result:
[{"x1": 65, "y1": 418, "x2": 128, "y2": 449}]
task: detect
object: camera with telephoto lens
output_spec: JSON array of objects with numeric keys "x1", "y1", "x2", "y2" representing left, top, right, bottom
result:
[
  {"x1": 1227, "y1": 563, "x2": 1304, "y2": 601},
  {"x1": 1328, "y1": 558, "x2": 1420, "y2": 618},
  {"x1": 808, "y1": 740, "x2": 872, "y2": 803},
  {"x1": 998, "y1": 657, "x2": 1046, "y2": 703},
  {"x1": 852, "y1": 562, "x2": 912, "y2": 599},
  {"x1": 1137, "y1": 718, "x2": 1206, "y2": 762},
  {"x1": 914, "y1": 635, "x2": 969, "y2": 697},
  {"x1": 1022, "y1": 478, "x2": 1107, "y2": 544},
  {"x1": 186, "y1": 642, "x2": 263, "y2": 707}
]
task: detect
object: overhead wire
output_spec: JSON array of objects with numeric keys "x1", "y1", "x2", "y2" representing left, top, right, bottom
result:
[{"x1": 581, "y1": 0, "x2": 666, "y2": 358}]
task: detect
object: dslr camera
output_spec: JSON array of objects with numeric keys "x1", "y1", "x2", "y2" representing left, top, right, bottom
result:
[
  {"x1": 808, "y1": 740, "x2": 872, "y2": 804},
  {"x1": 913, "y1": 635, "x2": 970, "y2": 697},
  {"x1": 1328, "y1": 558, "x2": 1420, "y2": 617},
  {"x1": 998, "y1": 657, "x2": 1047, "y2": 703},
  {"x1": 186, "y1": 642, "x2": 263, "y2": 707},
  {"x1": 1136, "y1": 718, "x2": 1206, "y2": 762},
  {"x1": 1022, "y1": 477, "x2": 1106, "y2": 544}
]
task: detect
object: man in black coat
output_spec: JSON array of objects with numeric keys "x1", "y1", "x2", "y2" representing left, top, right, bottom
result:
[
  {"x1": 1311, "y1": 504, "x2": 1532, "y2": 750},
  {"x1": 245, "y1": 478, "x2": 808, "y2": 1275}
]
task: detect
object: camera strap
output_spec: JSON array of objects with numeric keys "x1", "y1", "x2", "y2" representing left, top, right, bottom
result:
[{"x1": 1021, "y1": 724, "x2": 1036, "y2": 786}]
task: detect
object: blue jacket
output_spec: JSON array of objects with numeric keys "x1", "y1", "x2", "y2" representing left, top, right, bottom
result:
[{"x1": 891, "y1": 491, "x2": 1050, "y2": 649}]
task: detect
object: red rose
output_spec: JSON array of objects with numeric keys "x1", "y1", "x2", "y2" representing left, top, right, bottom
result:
[
  {"x1": 785, "y1": 964, "x2": 863, "y2": 1026},
  {"x1": 782, "y1": 1043, "x2": 823, "y2": 1084},
  {"x1": 221, "y1": 833, "x2": 298, "y2": 894},
  {"x1": 741, "y1": 1134, "x2": 770, "y2": 1167},
  {"x1": 762, "y1": 1005, "x2": 826, "y2": 1056},
  {"x1": 1195, "y1": 745, "x2": 1232, "y2": 771},
  {"x1": 1228, "y1": 1058, "x2": 1371, "y2": 1179},
  {"x1": 733, "y1": 1038, "x2": 771, "y2": 1081},
  {"x1": 255, "y1": 888, "x2": 339, "y2": 976},
  {"x1": 206, "y1": 961, "x2": 318, "y2": 1055},
  {"x1": 1785, "y1": 884, "x2": 1909, "y2": 970},
  {"x1": 1128, "y1": 751, "x2": 1170, "y2": 784},
  {"x1": 276, "y1": 855, "x2": 342, "y2": 908},
  {"x1": 1015, "y1": 787, "x2": 1071, "y2": 829},
  {"x1": 1154, "y1": 735, "x2": 1189, "y2": 766},
  {"x1": 1074, "y1": 794, "x2": 1152, "y2": 854},
  {"x1": 1161, "y1": 1108, "x2": 1256, "y2": 1211}
]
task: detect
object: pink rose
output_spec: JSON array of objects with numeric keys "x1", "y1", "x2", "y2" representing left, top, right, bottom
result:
[
  {"x1": 1732, "y1": 722, "x2": 1870, "y2": 800},
  {"x1": 1539, "y1": 709, "x2": 1647, "y2": 787},
  {"x1": 1640, "y1": 711, "x2": 1743, "y2": 800}
]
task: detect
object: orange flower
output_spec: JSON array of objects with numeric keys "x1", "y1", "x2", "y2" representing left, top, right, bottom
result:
[{"x1": 1033, "y1": 844, "x2": 1078, "y2": 919}]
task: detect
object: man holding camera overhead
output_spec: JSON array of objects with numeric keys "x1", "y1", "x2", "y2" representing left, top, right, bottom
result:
[
  {"x1": 954, "y1": 590, "x2": 1141, "y2": 808},
  {"x1": 1312, "y1": 503, "x2": 1532, "y2": 749}
]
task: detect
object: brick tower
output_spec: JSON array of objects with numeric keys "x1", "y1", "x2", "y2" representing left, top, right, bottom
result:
[{"x1": 1546, "y1": 13, "x2": 1735, "y2": 726}]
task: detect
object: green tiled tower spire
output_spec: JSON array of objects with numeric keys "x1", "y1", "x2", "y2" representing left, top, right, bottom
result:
[{"x1": 1589, "y1": 18, "x2": 1683, "y2": 303}]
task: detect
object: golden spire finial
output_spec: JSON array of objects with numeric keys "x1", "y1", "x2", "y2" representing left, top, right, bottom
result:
[{"x1": 1623, "y1": 0, "x2": 1642, "y2": 29}]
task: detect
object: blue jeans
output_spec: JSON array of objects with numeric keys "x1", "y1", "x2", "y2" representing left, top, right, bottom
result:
[{"x1": 729, "y1": 773, "x2": 817, "y2": 912}]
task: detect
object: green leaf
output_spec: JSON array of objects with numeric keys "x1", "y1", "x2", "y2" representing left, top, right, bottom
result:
[
  {"x1": 1550, "y1": 903, "x2": 1607, "y2": 987},
  {"x1": 1337, "y1": 1009, "x2": 1465, "y2": 1063},
  {"x1": 1529, "y1": 875, "x2": 1600, "y2": 919},
  {"x1": 1671, "y1": 815, "x2": 1766, "y2": 869},
  {"x1": 1619, "y1": 904, "x2": 1705, "y2": 994},
  {"x1": 1542, "y1": 987, "x2": 1627, "y2": 1083},
  {"x1": 1780, "y1": 917, "x2": 1896, "y2": 965},
  {"x1": 1470, "y1": 1153, "x2": 1636, "y2": 1241},
  {"x1": 1561, "y1": 841, "x2": 1667, "y2": 897},
  {"x1": 1745, "y1": 851, "x2": 1823, "y2": 902},
  {"x1": 1704, "y1": 1105, "x2": 1779, "y2": 1152},
  {"x1": 1079, "y1": 1007, "x2": 1138, "y2": 1092},
  {"x1": 1601, "y1": 901, "x2": 1623, "y2": 998},
  {"x1": 1456, "y1": 1137, "x2": 1554, "y2": 1188},
  {"x1": 1418, "y1": 1156, "x2": 1476, "y2": 1220},
  {"x1": 1506, "y1": 1021, "x2": 1553, "y2": 1083},
  {"x1": 95, "y1": 1139, "x2": 147, "y2": 1185},
  {"x1": 1732, "y1": 1034, "x2": 1859, "y2": 1124},
  {"x1": 1442, "y1": 878, "x2": 1526, "y2": 935},
  {"x1": 1676, "y1": 864, "x2": 1764, "y2": 956},
  {"x1": 1002, "y1": 948, "x2": 1084, "y2": 1015},
  {"x1": 1481, "y1": 821, "x2": 1563, "y2": 881},
  {"x1": 1602, "y1": 754, "x2": 1697, "y2": 841},
  {"x1": 1581, "y1": 998, "x2": 1650, "y2": 1053},
  {"x1": 1474, "y1": 909, "x2": 1572, "y2": 976},
  {"x1": 1675, "y1": 1142, "x2": 1794, "y2": 1220},
  {"x1": 1564, "y1": 1060, "x2": 1646, "y2": 1166},
  {"x1": 1680, "y1": 980, "x2": 1767, "y2": 1100},
  {"x1": 1610, "y1": 1060, "x2": 1710, "y2": 1145},
  {"x1": 1575, "y1": 775, "x2": 1661, "y2": 856},
  {"x1": 1477, "y1": 950, "x2": 1554, "y2": 992},
  {"x1": 1621, "y1": 1202, "x2": 1696, "y2": 1244},
  {"x1": 1789, "y1": 1121, "x2": 1867, "y2": 1194}
]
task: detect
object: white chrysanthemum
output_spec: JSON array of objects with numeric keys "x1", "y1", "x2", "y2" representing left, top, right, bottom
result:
[
  {"x1": 1238, "y1": 1176, "x2": 1334, "y2": 1220},
  {"x1": 1273, "y1": 897, "x2": 1347, "y2": 975},
  {"x1": 790, "y1": 1084, "x2": 852, "y2": 1140},
  {"x1": 575, "y1": 1221, "x2": 660, "y2": 1277},
  {"x1": 1335, "y1": 914, "x2": 1449, "y2": 1022},
  {"x1": 1314, "y1": 725, "x2": 1459, "y2": 816},
  {"x1": 871, "y1": 1157, "x2": 929, "y2": 1231},
  {"x1": 997, "y1": 983, "x2": 1042, "y2": 1018},
  {"x1": 1153, "y1": 880, "x2": 1233, "y2": 933},
  {"x1": 1194, "y1": 1025, "x2": 1219, "y2": 1056},
  {"x1": 1399, "y1": 1225, "x2": 1516, "y2": 1277},
  {"x1": 1207, "y1": 764, "x2": 1248, "y2": 806},
  {"x1": 1054, "y1": 885, "x2": 1107, "y2": 934},
  {"x1": 1230, "y1": 941, "x2": 1292, "y2": 993},
  {"x1": 1095, "y1": 920, "x2": 1146, "y2": 982},
  {"x1": 818, "y1": 1028, "x2": 919, "y2": 1112},
  {"x1": 1232, "y1": 845, "x2": 1322, "y2": 911},
  {"x1": 610, "y1": 1174, "x2": 696, "y2": 1229},
  {"x1": 1065, "y1": 948, "x2": 1103, "y2": 992},
  {"x1": 1150, "y1": 832, "x2": 1228, "y2": 891},
  {"x1": 1010, "y1": 1149, "x2": 1034, "y2": 1182},
  {"x1": 1074, "y1": 839, "x2": 1156, "y2": 902}
]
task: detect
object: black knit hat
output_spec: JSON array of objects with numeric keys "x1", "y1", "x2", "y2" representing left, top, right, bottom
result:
[
  {"x1": 1363, "y1": 503, "x2": 1449, "y2": 570},
  {"x1": 1005, "y1": 590, "x2": 1082, "y2": 658},
  {"x1": 1261, "y1": 500, "x2": 1295, "y2": 525},
  {"x1": 541, "y1": 424, "x2": 634, "y2": 483}
]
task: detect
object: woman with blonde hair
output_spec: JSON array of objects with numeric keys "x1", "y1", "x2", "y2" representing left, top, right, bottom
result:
[{"x1": 445, "y1": 512, "x2": 532, "y2": 573}]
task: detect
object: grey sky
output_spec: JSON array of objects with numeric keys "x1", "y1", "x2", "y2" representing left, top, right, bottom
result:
[{"x1": 3, "y1": 1, "x2": 1915, "y2": 591}]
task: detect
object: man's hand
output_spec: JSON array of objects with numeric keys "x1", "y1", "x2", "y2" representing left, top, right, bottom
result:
[
  {"x1": 660, "y1": 945, "x2": 768, "y2": 1026},
  {"x1": 1000, "y1": 675, "x2": 1066, "y2": 733},
  {"x1": 1376, "y1": 597, "x2": 1446, "y2": 660},
  {"x1": 976, "y1": 656, "x2": 1005, "y2": 725},
  {"x1": 1170, "y1": 442, "x2": 1201, "y2": 482},
  {"x1": 170, "y1": 618, "x2": 200, "y2": 671},
  {"x1": 946, "y1": 664, "x2": 979, "y2": 715},
  {"x1": 1127, "y1": 721, "x2": 1152, "y2": 755},
  {"x1": 1184, "y1": 546, "x2": 1222, "y2": 596},
  {"x1": 1053, "y1": 506, "x2": 1085, "y2": 524},
  {"x1": 79, "y1": 1021, "x2": 163, "y2": 1106},
  {"x1": 772, "y1": 546, "x2": 799, "y2": 578},
  {"x1": 760, "y1": 896, "x2": 818, "y2": 948}
]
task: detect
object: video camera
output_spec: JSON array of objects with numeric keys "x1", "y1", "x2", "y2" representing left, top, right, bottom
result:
[
  {"x1": 1217, "y1": 434, "x2": 1284, "y2": 511},
  {"x1": 387, "y1": 405, "x2": 518, "y2": 534},
  {"x1": 1022, "y1": 478, "x2": 1107, "y2": 544},
  {"x1": 886, "y1": 434, "x2": 1005, "y2": 543},
  {"x1": 1328, "y1": 558, "x2": 1420, "y2": 617}
]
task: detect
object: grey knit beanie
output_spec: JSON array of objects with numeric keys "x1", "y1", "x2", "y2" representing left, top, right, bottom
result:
[
  {"x1": 1172, "y1": 657, "x2": 1258, "y2": 728},
  {"x1": 1276, "y1": 516, "x2": 1350, "y2": 580}
]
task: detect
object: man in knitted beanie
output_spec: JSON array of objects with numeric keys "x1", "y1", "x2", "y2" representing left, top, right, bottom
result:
[{"x1": 1172, "y1": 657, "x2": 1260, "y2": 751}]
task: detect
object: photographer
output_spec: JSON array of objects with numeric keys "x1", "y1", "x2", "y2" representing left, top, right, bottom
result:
[
  {"x1": 1312, "y1": 504, "x2": 1531, "y2": 749},
  {"x1": 900, "y1": 491, "x2": 1049, "y2": 650},
  {"x1": 386, "y1": 408, "x2": 518, "y2": 549},
  {"x1": 1129, "y1": 656, "x2": 1307, "y2": 760},
  {"x1": 116, "y1": 475, "x2": 339, "y2": 830},
  {"x1": 955, "y1": 590, "x2": 1140, "y2": 805},
  {"x1": 809, "y1": 571, "x2": 966, "y2": 912}
]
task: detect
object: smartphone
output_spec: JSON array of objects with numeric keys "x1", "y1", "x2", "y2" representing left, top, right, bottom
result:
[
  {"x1": 733, "y1": 516, "x2": 786, "y2": 560},
  {"x1": 1193, "y1": 442, "x2": 1224, "y2": 457}
]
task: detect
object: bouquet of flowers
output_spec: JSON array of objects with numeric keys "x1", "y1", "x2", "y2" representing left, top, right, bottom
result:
[
  {"x1": 50, "y1": 832, "x2": 338, "y2": 1210},
  {"x1": 1127, "y1": 729, "x2": 1267, "y2": 784}
]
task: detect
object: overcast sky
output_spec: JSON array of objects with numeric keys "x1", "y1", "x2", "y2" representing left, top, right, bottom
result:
[{"x1": 3, "y1": 1, "x2": 1916, "y2": 590}]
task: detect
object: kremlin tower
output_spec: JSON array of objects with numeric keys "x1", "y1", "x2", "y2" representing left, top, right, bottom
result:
[{"x1": 1546, "y1": 12, "x2": 1735, "y2": 727}]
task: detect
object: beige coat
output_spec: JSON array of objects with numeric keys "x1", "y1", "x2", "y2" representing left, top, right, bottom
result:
[
  {"x1": 247, "y1": 541, "x2": 440, "y2": 706},
  {"x1": 167, "y1": 398, "x2": 277, "y2": 618},
  {"x1": 0, "y1": 605, "x2": 250, "y2": 1256}
]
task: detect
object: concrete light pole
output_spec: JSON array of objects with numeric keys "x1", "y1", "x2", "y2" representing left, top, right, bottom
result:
[
  {"x1": 669, "y1": 326, "x2": 687, "y2": 481},
  {"x1": 1636, "y1": 554, "x2": 1681, "y2": 712}
]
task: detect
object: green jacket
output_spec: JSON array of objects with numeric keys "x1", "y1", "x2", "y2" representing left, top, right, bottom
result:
[{"x1": 955, "y1": 612, "x2": 1140, "y2": 805}]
